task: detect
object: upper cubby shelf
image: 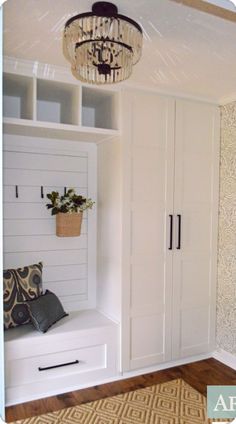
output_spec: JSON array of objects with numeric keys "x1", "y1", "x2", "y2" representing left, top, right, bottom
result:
[
  {"x1": 82, "y1": 87, "x2": 118, "y2": 130},
  {"x1": 37, "y1": 79, "x2": 79, "y2": 126},
  {"x1": 3, "y1": 73, "x2": 34, "y2": 120},
  {"x1": 3, "y1": 72, "x2": 120, "y2": 143}
]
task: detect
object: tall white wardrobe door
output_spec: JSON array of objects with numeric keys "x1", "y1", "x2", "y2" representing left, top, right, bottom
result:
[
  {"x1": 172, "y1": 99, "x2": 220, "y2": 359},
  {"x1": 122, "y1": 90, "x2": 175, "y2": 371}
]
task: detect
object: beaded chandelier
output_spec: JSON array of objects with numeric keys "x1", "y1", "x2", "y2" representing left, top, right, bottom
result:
[{"x1": 63, "y1": 2, "x2": 143, "y2": 84}]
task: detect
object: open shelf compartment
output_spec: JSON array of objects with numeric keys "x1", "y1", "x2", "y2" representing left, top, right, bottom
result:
[
  {"x1": 3, "y1": 73, "x2": 34, "y2": 120},
  {"x1": 37, "y1": 79, "x2": 80, "y2": 125},
  {"x1": 82, "y1": 87, "x2": 118, "y2": 130}
]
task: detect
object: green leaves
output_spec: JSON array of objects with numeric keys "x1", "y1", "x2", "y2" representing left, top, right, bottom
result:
[
  {"x1": 45, "y1": 188, "x2": 94, "y2": 215},
  {"x1": 47, "y1": 191, "x2": 59, "y2": 202}
]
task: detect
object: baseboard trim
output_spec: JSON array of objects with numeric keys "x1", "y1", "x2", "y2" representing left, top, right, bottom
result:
[
  {"x1": 212, "y1": 349, "x2": 236, "y2": 370},
  {"x1": 6, "y1": 351, "x2": 236, "y2": 407},
  {"x1": 121, "y1": 352, "x2": 213, "y2": 379}
]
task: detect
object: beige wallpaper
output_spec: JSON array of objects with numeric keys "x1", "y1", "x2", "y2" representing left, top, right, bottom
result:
[{"x1": 217, "y1": 101, "x2": 236, "y2": 356}]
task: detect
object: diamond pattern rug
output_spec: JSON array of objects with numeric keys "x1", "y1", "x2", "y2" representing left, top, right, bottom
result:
[{"x1": 10, "y1": 378, "x2": 233, "y2": 424}]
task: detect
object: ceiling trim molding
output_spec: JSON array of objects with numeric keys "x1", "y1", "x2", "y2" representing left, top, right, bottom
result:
[
  {"x1": 218, "y1": 94, "x2": 236, "y2": 105},
  {"x1": 3, "y1": 55, "x2": 223, "y2": 105},
  {"x1": 121, "y1": 80, "x2": 220, "y2": 105}
]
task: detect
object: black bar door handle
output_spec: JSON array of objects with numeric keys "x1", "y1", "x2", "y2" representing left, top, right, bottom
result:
[
  {"x1": 38, "y1": 359, "x2": 79, "y2": 372},
  {"x1": 176, "y1": 214, "x2": 181, "y2": 250},
  {"x1": 168, "y1": 214, "x2": 173, "y2": 250}
]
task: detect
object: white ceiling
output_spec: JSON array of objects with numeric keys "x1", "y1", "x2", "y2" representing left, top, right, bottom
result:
[{"x1": 3, "y1": 0, "x2": 236, "y2": 102}]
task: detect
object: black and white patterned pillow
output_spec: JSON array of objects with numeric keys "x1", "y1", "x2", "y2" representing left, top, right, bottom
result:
[{"x1": 3, "y1": 262, "x2": 43, "y2": 330}]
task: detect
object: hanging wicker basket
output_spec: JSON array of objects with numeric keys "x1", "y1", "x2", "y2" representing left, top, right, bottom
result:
[{"x1": 56, "y1": 212, "x2": 83, "y2": 237}]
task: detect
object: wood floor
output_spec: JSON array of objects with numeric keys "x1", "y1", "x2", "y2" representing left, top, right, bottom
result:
[{"x1": 6, "y1": 358, "x2": 236, "y2": 422}]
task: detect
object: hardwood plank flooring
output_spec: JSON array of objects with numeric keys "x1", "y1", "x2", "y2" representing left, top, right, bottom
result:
[{"x1": 5, "y1": 358, "x2": 236, "y2": 422}]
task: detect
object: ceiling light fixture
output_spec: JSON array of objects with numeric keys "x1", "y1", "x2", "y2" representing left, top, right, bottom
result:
[{"x1": 63, "y1": 1, "x2": 143, "y2": 84}]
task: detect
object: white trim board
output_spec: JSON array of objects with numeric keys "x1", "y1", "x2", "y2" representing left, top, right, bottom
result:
[
  {"x1": 6, "y1": 352, "x2": 213, "y2": 406},
  {"x1": 0, "y1": 8, "x2": 5, "y2": 421},
  {"x1": 213, "y1": 349, "x2": 236, "y2": 370}
]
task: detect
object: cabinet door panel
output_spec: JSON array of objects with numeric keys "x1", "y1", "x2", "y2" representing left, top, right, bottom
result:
[
  {"x1": 131, "y1": 207, "x2": 166, "y2": 257},
  {"x1": 180, "y1": 306, "x2": 211, "y2": 356},
  {"x1": 131, "y1": 313, "x2": 165, "y2": 369},
  {"x1": 180, "y1": 256, "x2": 211, "y2": 308},
  {"x1": 172, "y1": 99, "x2": 220, "y2": 359},
  {"x1": 132, "y1": 147, "x2": 166, "y2": 202},
  {"x1": 130, "y1": 258, "x2": 164, "y2": 313},
  {"x1": 122, "y1": 91, "x2": 175, "y2": 370},
  {"x1": 182, "y1": 154, "x2": 213, "y2": 203},
  {"x1": 182, "y1": 207, "x2": 212, "y2": 252}
]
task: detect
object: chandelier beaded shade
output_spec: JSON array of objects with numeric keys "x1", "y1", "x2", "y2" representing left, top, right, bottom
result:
[{"x1": 63, "y1": 2, "x2": 143, "y2": 84}]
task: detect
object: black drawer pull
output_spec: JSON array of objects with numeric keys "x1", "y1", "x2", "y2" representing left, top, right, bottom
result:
[
  {"x1": 168, "y1": 214, "x2": 173, "y2": 250},
  {"x1": 38, "y1": 359, "x2": 79, "y2": 372},
  {"x1": 176, "y1": 214, "x2": 181, "y2": 250}
]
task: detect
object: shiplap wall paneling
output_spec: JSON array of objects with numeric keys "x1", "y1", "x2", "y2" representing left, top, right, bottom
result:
[{"x1": 3, "y1": 136, "x2": 97, "y2": 312}]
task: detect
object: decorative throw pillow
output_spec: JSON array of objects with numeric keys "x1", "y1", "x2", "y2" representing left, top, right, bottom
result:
[
  {"x1": 25, "y1": 290, "x2": 68, "y2": 333},
  {"x1": 3, "y1": 262, "x2": 43, "y2": 330}
]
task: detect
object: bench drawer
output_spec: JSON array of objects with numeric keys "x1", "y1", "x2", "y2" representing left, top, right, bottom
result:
[
  {"x1": 6, "y1": 343, "x2": 106, "y2": 387},
  {"x1": 5, "y1": 310, "x2": 118, "y2": 405}
]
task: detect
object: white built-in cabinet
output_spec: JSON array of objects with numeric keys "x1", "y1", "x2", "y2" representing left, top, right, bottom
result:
[
  {"x1": 2, "y1": 59, "x2": 220, "y2": 406},
  {"x1": 2, "y1": 63, "x2": 120, "y2": 406},
  {"x1": 121, "y1": 90, "x2": 220, "y2": 371}
]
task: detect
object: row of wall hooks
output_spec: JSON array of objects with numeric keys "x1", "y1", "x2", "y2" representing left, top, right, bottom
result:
[{"x1": 14, "y1": 186, "x2": 67, "y2": 199}]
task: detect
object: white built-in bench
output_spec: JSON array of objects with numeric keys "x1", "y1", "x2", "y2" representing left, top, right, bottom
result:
[{"x1": 5, "y1": 310, "x2": 118, "y2": 405}]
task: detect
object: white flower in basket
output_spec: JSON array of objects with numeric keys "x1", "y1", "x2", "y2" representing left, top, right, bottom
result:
[{"x1": 46, "y1": 188, "x2": 94, "y2": 237}]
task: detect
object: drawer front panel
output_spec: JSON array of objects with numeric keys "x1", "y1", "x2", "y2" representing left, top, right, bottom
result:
[{"x1": 6, "y1": 344, "x2": 106, "y2": 387}]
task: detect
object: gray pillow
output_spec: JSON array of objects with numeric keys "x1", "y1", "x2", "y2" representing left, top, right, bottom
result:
[{"x1": 25, "y1": 290, "x2": 68, "y2": 333}]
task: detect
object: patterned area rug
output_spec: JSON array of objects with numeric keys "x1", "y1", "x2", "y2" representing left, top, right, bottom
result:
[{"x1": 11, "y1": 378, "x2": 233, "y2": 424}]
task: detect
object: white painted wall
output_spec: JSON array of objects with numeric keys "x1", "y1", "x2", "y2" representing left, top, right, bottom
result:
[{"x1": 97, "y1": 139, "x2": 122, "y2": 323}]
